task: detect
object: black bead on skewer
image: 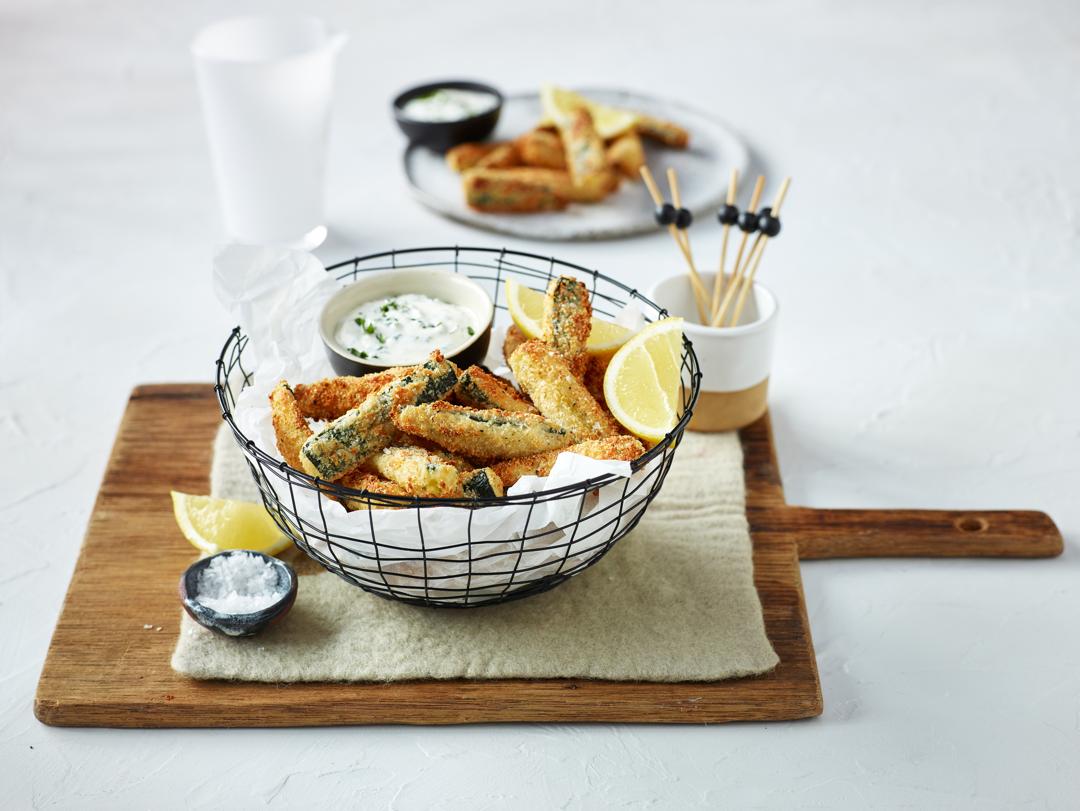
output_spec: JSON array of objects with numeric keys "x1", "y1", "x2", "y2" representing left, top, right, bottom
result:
[
  {"x1": 654, "y1": 203, "x2": 677, "y2": 226},
  {"x1": 717, "y1": 203, "x2": 739, "y2": 226},
  {"x1": 758, "y1": 207, "x2": 781, "y2": 238},
  {"x1": 674, "y1": 207, "x2": 693, "y2": 229},
  {"x1": 738, "y1": 208, "x2": 761, "y2": 233}
]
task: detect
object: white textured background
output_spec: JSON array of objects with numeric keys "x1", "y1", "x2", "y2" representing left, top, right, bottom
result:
[{"x1": 3, "y1": 0, "x2": 1079, "y2": 807}]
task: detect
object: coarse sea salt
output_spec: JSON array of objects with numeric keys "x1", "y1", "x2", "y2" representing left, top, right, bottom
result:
[{"x1": 196, "y1": 552, "x2": 284, "y2": 614}]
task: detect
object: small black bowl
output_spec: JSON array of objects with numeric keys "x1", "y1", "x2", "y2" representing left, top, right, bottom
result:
[
  {"x1": 392, "y1": 80, "x2": 503, "y2": 153},
  {"x1": 179, "y1": 551, "x2": 298, "y2": 638}
]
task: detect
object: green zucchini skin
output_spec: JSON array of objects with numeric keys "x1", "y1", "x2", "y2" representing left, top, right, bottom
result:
[
  {"x1": 301, "y1": 355, "x2": 457, "y2": 480},
  {"x1": 462, "y1": 468, "x2": 505, "y2": 499}
]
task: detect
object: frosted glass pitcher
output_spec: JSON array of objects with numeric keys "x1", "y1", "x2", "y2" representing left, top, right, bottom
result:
[{"x1": 192, "y1": 16, "x2": 347, "y2": 248}]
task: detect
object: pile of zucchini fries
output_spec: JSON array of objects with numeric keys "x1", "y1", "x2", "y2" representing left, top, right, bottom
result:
[{"x1": 268, "y1": 276, "x2": 645, "y2": 507}]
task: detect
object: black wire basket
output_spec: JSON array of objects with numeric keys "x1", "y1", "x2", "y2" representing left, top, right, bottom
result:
[{"x1": 215, "y1": 246, "x2": 702, "y2": 608}]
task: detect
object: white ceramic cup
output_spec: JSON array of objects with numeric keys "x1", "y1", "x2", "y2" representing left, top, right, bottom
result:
[
  {"x1": 649, "y1": 272, "x2": 779, "y2": 431},
  {"x1": 192, "y1": 16, "x2": 346, "y2": 249}
]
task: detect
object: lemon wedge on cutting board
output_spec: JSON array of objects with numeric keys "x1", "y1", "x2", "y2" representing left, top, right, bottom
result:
[
  {"x1": 603, "y1": 317, "x2": 685, "y2": 443},
  {"x1": 171, "y1": 491, "x2": 290, "y2": 556},
  {"x1": 505, "y1": 278, "x2": 633, "y2": 356},
  {"x1": 539, "y1": 84, "x2": 639, "y2": 139}
]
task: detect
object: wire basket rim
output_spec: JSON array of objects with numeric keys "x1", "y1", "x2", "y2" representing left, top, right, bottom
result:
[{"x1": 214, "y1": 245, "x2": 702, "y2": 508}]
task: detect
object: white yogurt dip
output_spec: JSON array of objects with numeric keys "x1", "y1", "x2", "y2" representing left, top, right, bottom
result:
[
  {"x1": 400, "y1": 88, "x2": 498, "y2": 122},
  {"x1": 335, "y1": 293, "x2": 478, "y2": 364}
]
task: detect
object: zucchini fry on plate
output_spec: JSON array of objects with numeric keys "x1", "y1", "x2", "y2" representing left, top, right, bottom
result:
[
  {"x1": 635, "y1": 114, "x2": 690, "y2": 148},
  {"x1": 473, "y1": 142, "x2": 520, "y2": 170},
  {"x1": 606, "y1": 130, "x2": 646, "y2": 178},
  {"x1": 555, "y1": 107, "x2": 608, "y2": 191},
  {"x1": 463, "y1": 167, "x2": 621, "y2": 212},
  {"x1": 445, "y1": 141, "x2": 504, "y2": 172},
  {"x1": 463, "y1": 168, "x2": 568, "y2": 213},
  {"x1": 515, "y1": 129, "x2": 567, "y2": 170}
]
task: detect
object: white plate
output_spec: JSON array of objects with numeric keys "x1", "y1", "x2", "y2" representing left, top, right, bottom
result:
[{"x1": 402, "y1": 88, "x2": 750, "y2": 241}]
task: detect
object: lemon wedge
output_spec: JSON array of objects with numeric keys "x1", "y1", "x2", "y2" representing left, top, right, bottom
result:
[
  {"x1": 505, "y1": 278, "x2": 546, "y2": 339},
  {"x1": 171, "y1": 491, "x2": 291, "y2": 556},
  {"x1": 586, "y1": 318, "x2": 635, "y2": 359},
  {"x1": 603, "y1": 317, "x2": 685, "y2": 442},
  {"x1": 505, "y1": 278, "x2": 634, "y2": 356},
  {"x1": 539, "y1": 84, "x2": 639, "y2": 140}
]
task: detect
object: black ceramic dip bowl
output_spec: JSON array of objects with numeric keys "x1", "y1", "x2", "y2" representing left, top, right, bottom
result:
[
  {"x1": 392, "y1": 80, "x2": 503, "y2": 152},
  {"x1": 179, "y1": 550, "x2": 297, "y2": 638}
]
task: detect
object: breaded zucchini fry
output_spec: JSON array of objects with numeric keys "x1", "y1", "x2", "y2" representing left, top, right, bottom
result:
[
  {"x1": 635, "y1": 115, "x2": 690, "y2": 149},
  {"x1": 582, "y1": 353, "x2": 610, "y2": 404},
  {"x1": 393, "y1": 401, "x2": 573, "y2": 461},
  {"x1": 300, "y1": 352, "x2": 458, "y2": 480},
  {"x1": 337, "y1": 470, "x2": 409, "y2": 511},
  {"x1": 556, "y1": 107, "x2": 608, "y2": 190},
  {"x1": 419, "y1": 444, "x2": 474, "y2": 472},
  {"x1": 464, "y1": 167, "x2": 617, "y2": 212},
  {"x1": 509, "y1": 340, "x2": 620, "y2": 440},
  {"x1": 515, "y1": 129, "x2": 566, "y2": 169},
  {"x1": 526, "y1": 166, "x2": 616, "y2": 202},
  {"x1": 503, "y1": 323, "x2": 528, "y2": 365},
  {"x1": 542, "y1": 275, "x2": 591, "y2": 364},
  {"x1": 463, "y1": 168, "x2": 567, "y2": 213},
  {"x1": 454, "y1": 365, "x2": 537, "y2": 413},
  {"x1": 474, "y1": 142, "x2": 520, "y2": 170},
  {"x1": 365, "y1": 445, "x2": 464, "y2": 498},
  {"x1": 293, "y1": 369, "x2": 407, "y2": 421},
  {"x1": 606, "y1": 130, "x2": 645, "y2": 178},
  {"x1": 462, "y1": 467, "x2": 505, "y2": 499},
  {"x1": 491, "y1": 435, "x2": 646, "y2": 487},
  {"x1": 269, "y1": 381, "x2": 313, "y2": 471},
  {"x1": 561, "y1": 168, "x2": 619, "y2": 203},
  {"x1": 446, "y1": 141, "x2": 503, "y2": 172}
]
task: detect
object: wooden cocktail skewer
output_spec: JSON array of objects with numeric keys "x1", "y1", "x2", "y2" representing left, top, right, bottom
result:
[
  {"x1": 727, "y1": 174, "x2": 765, "y2": 279},
  {"x1": 711, "y1": 168, "x2": 739, "y2": 320},
  {"x1": 666, "y1": 167, "x2": 692, "y2": 257},
  {"x1": 639, "y1": 165, "x2": 709, "y2": 324},
  {"x1": 727, "y1": 177, "x2": 791, "y2": 327},
  {"x1": 724, "y1": 178, "x2": 784, "y2": 313},
  {"x1": 666, "y1": 167, "x2": 713, "y2": 324},
  {"x1": 712, "y1": 174, "x2": 765, "y2": 326}
]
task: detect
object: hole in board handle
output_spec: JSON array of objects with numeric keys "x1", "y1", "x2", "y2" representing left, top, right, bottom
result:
[{"x1": 955, "y1": 516, "x2": 989, "y2": 533}]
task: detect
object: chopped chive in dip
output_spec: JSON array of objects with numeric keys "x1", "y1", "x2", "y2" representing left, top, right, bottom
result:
[{"x1": 336, "y1": 293, "x2": 479, "y2": 365}]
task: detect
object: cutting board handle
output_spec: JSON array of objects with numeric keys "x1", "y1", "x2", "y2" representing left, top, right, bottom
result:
[{"x1": 771, "y1": 508, "x2": 1064, "y2": 560}]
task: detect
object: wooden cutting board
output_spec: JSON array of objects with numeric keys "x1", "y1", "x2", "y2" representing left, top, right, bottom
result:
[{"x1": 34, "y1": 385, "x2": 1061, "y2": 728}]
